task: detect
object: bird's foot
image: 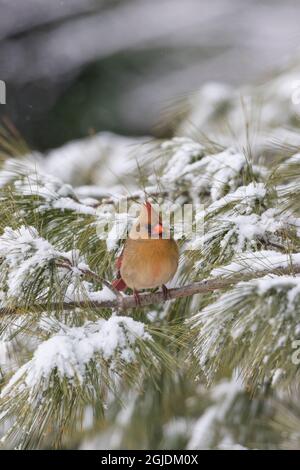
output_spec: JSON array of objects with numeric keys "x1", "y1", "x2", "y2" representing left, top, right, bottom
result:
[
  {"x1": 133, "y1": 289, "x2": 141, "y2": 306},
  {"x1": 162, "y1": 284, "x2": 171, "y2": 301}
]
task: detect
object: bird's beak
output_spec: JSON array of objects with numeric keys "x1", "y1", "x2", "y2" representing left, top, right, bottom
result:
[{"x1": 153, "y1": 223, "x2": 163, "y2": 235}]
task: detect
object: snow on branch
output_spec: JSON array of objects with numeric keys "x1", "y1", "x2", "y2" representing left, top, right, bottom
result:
[
  {"x1": 0, "y1": 225, "x2": 66, "y2": 300},
  {"x1": 0, "y1": 225, "x2": 116, "y2": 309},
  {"x1": 188, "y1": 181, "x2": 298, "y2": 268},
  {"x1": 149, "y1": 138, "x2": 266, "y2": 203},
  {"x1": 1, "y1": 255, "x2": 300, "y2": 316},
  {"x1": 1, "y1": 316, "x2": 151, "y2": 392},
  {"x1": 0, "y1": 316, "x2": 161, "y2": 448},
  {"x1": 190, "y1": 273, "x2": 300, "y2": 387},
  {"x1": 211, "y1": 250, "x2": 300, "y2": 277},
  {"x1": 1, "y1": 163, "x2": 98, "y2": 216}
]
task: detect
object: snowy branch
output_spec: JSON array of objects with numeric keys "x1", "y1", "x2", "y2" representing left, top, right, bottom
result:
[
  {"x1": 1, "y1": 263, "x2": 300, "y2": 316},
  {"x1": 85, "y1": 189, "x2": 171, "y2": 206}
]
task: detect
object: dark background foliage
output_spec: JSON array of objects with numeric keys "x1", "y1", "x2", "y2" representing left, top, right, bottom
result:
[{"x1": 1, "y1": 0, "x2": 300, "y2": 149}]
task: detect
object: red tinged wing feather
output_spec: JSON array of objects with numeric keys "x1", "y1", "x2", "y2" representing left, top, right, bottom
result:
[
  {"x1": 112, "y1": 246, "x2": 127, "y2": 291},
  {"x1": 112, "y1": 277, "x2": 127, "y2": 291},
  {"x1": 115, "y1": 253, "x2": 123, "y2": 270}
]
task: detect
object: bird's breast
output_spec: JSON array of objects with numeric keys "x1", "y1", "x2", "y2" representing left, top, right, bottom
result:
[{"x1": 120, "y1": 238, "x2": 179, "y2": 290}]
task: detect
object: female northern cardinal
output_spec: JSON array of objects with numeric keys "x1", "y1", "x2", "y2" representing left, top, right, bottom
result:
[{"x1": 112, "y1": 201, "x2": 179, "y2": 304}]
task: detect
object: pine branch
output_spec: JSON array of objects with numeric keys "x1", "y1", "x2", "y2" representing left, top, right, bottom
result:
[
  {"x1": 88, "y1": 189, "x2": 171, "y2": 206},
  {"x1": 1, "y1": 263, "x2": 300, "y2": 316},
  {"x1": 55, "y1": 259, "x2": 122, "y2": 299}
]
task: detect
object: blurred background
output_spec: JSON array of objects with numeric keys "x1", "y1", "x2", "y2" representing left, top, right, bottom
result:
[{"x1": 1, "y1": 0, "x2": 300, "y2": 150}]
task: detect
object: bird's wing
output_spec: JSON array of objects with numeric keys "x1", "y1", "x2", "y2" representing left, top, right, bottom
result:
[
  {"x1": 115, "y1": 251, "x2": 123, "y2": 270},
  {"x1": 112, "y1": 277, "x2": 127, "y2": 291},
  {"x1": 112, "y1": 245, "x2": 127, "y2": 291}
]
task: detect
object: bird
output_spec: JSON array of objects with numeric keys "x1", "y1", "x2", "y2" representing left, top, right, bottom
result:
[{"x1": 112, "y1": 201, "x2": 179, "y2": 305}]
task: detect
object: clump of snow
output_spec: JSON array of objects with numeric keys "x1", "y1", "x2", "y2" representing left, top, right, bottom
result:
[
  {"x1": 42, "y1": 134, "x2": 110, "y2": 185},
  {"x1": 206, "y1": 182, "x2": 267, "y2": 215},
  {"x1": 52, "y1": 197, "x2": 96, "y2": 216},
  {"x1": 0, "y1": 226, "x2": 60, "y2": 298},
  {"x1": 225, "y1": 208, "x2": 284, "y2": 251},
  {"x1": 190, "y1": 189, "x2": 280, "y2": 256},
  {"x1": 13, "y1": 169, "x2": 76, "y2": 201},
  {"x1": 185, "y1": 148, "x2": 249, "y2": 201},
  {"x1": 41, "y1": 132, "x2": 144, "y2": 188},
  {"x1": 0, "y1": 225, "x2": 113, "y2": 304},
  {"x1": 1, "y1": 316, "x2": 151, "y2": 395},
  {"x1": 197, "y1": 208, "x2": 284, "y2": 256},
  {"x1": 0, "y1": 133, "x2": 145, "y2": 191},
  {"x1": 0, "y1": 158, "x2": 38, "y2": 189},
  {"x1": 88, "y1": 287, "x2": 116, "y2": 303},
  {"x1": 152, "y1": 137, "x2": 204, "y2": 186},
  {"x1": 64, "y1": 280, "x2": 117, "y2": 304},
  {"x1": 255, "y1": 276, "x2": 300, "y2": 312},
  {"x1": 191, "y1": 270, "x2": 300, "y2": 377},
  {"x1": 212, "y1": 250, "x2": 300, "y2": 277},
  {"x1": 152, "y1": 138, "x2": 265, "y2": 202},
  {"x1": 0, "y1": 161, "x2": 101, "y2": 219}
]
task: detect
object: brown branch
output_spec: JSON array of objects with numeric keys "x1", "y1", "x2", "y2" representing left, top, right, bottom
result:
[{"x1": 1, "y1": 264, "x2": 299, "y2": 317}]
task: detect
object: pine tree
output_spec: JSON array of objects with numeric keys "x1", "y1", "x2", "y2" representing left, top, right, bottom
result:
[{"x1": 1, "y1": 63, "x2": 300, "y2": 449}]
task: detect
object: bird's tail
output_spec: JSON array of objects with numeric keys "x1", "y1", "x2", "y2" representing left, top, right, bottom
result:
[{"x1": 112, "y1": 277, "x2": 127, "y2": 291}]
